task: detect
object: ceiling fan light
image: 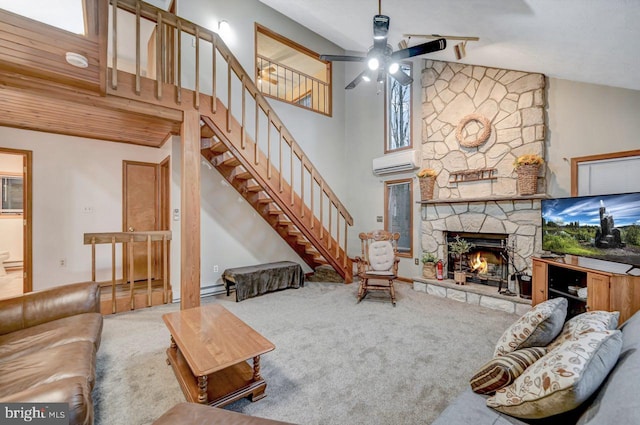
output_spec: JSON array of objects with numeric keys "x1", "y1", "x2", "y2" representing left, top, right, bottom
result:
[
  {"x1": 367, "y1": 57, "x2": 380, "y2": 71},
  {"x1": 362, "y1": 74, "x2": 371, "y2": 82},
  {"x1": 388, "y1": 62, "x2": 399, "y2": 74}
]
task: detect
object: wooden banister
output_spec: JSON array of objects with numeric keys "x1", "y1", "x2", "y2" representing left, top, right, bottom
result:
[{"x1": 108, "y1": 0, "x2": 352, "y2": 281}]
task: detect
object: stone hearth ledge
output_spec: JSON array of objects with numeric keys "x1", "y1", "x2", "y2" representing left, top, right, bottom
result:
[{"x1": 413, "y1": 277, "x2": 531, "y2": 315}]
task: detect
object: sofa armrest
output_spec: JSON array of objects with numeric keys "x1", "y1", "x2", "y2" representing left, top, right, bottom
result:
[{"x1": 0, "y1": 282, "x2": 100, "y2": 336}]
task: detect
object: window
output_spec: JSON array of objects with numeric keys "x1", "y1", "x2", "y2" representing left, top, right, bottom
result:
[
  {"x1": 255, "y1": 24, "x2": 332, "y2": 116},
  {"x1": 0, "y1": 0, "x2": 86, "y2": 35},
  {"x1": 385, "y1": 63, "x2": 412, "y2": 152},
  {"x1": 384, "y1": 179, "x2": 413, "y2": 257},
  {"x1": 1, "y1": 175, "x2": 23, "y2": 215}
]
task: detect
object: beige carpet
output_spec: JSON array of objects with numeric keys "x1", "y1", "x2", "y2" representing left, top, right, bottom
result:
[{"x1": 93, "y1": 281, "x2": 518, "y2": 425}]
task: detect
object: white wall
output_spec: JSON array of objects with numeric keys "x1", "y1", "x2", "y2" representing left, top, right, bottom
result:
[
  {"x1": 0, "y1": 127, "x2": 169, "y2": 290},
  {"x1": 344, "y1": 58, "x2": 425, "y2": 278},
  {"x1": 0, "y1": 153, "x2": 23, "y2": 262},
  {"x1": 546, "y1": 78, "x2": 640, "y2": 196}
]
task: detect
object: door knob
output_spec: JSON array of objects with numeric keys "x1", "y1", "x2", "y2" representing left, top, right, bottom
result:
[{"x1": 128, "y1": 227, "x2": 135, "y2": 232}]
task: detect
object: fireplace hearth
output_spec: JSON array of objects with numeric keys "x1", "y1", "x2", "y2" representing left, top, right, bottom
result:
[{"x1": 446, "y1": 232, "x2": 510, "y2": 287}]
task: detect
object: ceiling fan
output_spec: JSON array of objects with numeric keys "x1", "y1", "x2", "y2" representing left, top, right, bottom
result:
[
  {"x1": 319, "y1": 0, "x2": 447, "y2": 89},
  {"x1": 257, "y1": 66, "x2": 278, "y2": 85}
]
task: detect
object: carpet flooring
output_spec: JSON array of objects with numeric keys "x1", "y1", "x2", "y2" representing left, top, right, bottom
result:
[{"x1": 93, "y1": 281, "x2": 518, "y2": 425}]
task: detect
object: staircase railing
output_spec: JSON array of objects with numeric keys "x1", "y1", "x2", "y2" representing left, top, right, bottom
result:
[{"x1": 108, "y1": 0, "x2": 353, "y2": 279}]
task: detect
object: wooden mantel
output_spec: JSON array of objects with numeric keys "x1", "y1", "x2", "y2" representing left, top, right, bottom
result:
[{"x1": 418, "y1": 194, "x2": 549, "y2": 205}]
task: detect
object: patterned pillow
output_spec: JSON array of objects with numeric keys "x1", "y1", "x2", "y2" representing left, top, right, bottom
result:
[
  {"x1": 470, "y1": 347, "x2": 547, "y2": 395},
  {"x1": 494, "y1": 297, "x2": 567, "y2": 357},
  {"x1": 487, "y1": 330, "x2": 623, "y2": 419},
  {"x1": 547, "y1": 310, "x2": 620, "y2": 351}
]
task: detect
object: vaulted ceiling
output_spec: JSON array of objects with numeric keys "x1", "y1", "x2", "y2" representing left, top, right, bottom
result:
[{"x1": 259, "y1": 0, "x2": 640, "y2": 91}]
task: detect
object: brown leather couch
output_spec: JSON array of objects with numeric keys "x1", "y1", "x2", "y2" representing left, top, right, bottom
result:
[
  {"x1": 153, "y1": 402, "x2": 295, "y2": 424},
  {"x1": 0, "y1": 282, "x2": 103, "y2": 425}
]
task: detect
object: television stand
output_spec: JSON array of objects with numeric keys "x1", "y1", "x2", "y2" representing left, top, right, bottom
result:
[{"x1": 532, "y1": 255, "x2": 640, "y2": 323}]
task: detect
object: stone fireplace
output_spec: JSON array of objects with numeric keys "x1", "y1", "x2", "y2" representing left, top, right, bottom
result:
[{"x1": 419, "y1": 60, "x2": 547, "y2": 278}]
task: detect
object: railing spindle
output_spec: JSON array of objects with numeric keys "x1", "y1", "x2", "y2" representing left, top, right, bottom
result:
[
  {"x1": 290, "y1": 145, "x2": 294, "y2": 205},
  {"x1": 254, "y1": 101, "x2": 259, "y2": 165},
  {"x1": 241, "y1": 75, "x2": 246, "y2": 149},
  {"x1": 343, "y1": 220, "x2": 348, "y2": 267},
  {"x1": 320, "y1": 181, "x2": 324, "y2": 239},
  {"x1": 135, "y1": 1, "x2": 140, "y2": 94},
  {"x1": 278, "y1": 130, "x2": 283, "y2": 192},
  {"x1": 163, "y1": 235, "x2": 168, "y2": 303},
  {"x1": 176, "y1": 20, "x2": 182, "y2": 104},
  {"x1": 147, "y1": 234, "x2": 152, "y2": 307},
  {"x1": 111, "y1": 0, "x2": 118, "y2": 89},
  {"x1": 111, "y1": 236, "x2": 116, "y2": 314},
  {"x1": 194, "y1": 27, "x2": 200, "y2": 109},
  {"x1": 155, "y1": 11, "x2": 162, "y2": 100},
  {"x1": 310, "y1": 170, "x2": 314, "y2": 229},
  {"x1": 267, "y1": 110, "x2": 271, "y2": 179},
  {"x1": 227, "y1": 61, "x2": 232, "y2": 132},
  {"x1": 300, "y1": 158, "x2": 304, "y2": 218},
  {"x1": 211, "y1": 36, "x2": 217, "y2": 113}
]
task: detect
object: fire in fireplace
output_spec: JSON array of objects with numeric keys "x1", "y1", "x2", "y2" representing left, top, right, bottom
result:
[{"x1": 446, "y1": 232, "x2": 509, "y2": 287}]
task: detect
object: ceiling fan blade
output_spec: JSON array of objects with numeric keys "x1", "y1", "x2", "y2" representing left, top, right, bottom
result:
[
  {"x1": 319, "y1": 54, "x2": 365, "y2": 62},
  {"x1": 345, "y1": 69, "x2": 370, "y2": 90},
  {"x1": 372, "y1": 14, "x2": 390, "y2": 49},
  {"x1": 390, "y1": 68, "x2": 413, "y2": 86},
  {"x1": 391, "y1": 38, "x2": 446, "y2": 60}
]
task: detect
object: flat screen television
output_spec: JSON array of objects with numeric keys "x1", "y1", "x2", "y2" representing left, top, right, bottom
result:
[{"x1": 541, "y1": 192, "x2": 640, "y2": 269}]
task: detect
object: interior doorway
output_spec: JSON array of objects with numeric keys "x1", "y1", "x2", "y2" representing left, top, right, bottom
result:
[
  {"x1": 122, "y1": 158, "x2": 170, "y2": 283},
  {"x1": 0, "y1": 148, "x2": 32, "y2": 298}
]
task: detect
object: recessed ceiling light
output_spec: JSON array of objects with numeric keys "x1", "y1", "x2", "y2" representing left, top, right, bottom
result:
[{"x1": 65, "y1": 52, "x2": 88, "y2": 68}]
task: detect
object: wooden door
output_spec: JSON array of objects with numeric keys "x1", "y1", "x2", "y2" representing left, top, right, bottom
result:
[
  {"x1": 531, "y1": 259, "x2": 548, "y2": 306},
  {"x1": 123, "y1": 161, "x2": 159, "y2": 282},
  {"x1": 587, "y1": 272, "x2": 610, "y2": 312}
]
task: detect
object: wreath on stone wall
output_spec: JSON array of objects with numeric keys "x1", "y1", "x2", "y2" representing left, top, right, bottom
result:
[{"x1": 456, "y1": 113, "x2": 492, "y2": 148}]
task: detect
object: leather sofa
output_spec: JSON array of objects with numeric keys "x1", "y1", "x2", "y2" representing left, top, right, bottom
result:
[
  {"x1": 0, "y1": 282, "x2": 103, "y2": 425},
  {"x1": 432, "y1": 308, "x2": 640, "y2": 425}
]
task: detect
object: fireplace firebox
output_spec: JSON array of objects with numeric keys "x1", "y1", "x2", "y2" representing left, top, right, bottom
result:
[{"x1": 446, "y1": 232, "x2": 510, "y2": 287}]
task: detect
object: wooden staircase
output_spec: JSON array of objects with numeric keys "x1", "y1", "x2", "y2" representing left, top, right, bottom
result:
[
  {"x1": 107, "y1": 0, "x2": 353, "y2": 282},
  {"x1": 198, "y1": 108, "x2": 352, "y2": 281}
]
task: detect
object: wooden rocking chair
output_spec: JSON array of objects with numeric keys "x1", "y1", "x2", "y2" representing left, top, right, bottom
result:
[{"x1": 354, "y1": 230, "x2": 400, "y2": 306}]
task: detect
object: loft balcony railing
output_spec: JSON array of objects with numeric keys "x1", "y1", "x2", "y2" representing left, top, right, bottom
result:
[{"x1": 256, "y1": 54, "x2": 330, "y2": 115}]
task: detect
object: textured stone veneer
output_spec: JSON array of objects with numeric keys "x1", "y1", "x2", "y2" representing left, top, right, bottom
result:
[
  {"x1": 419, "y1": 60, "x2": 547, "y2": 274},
  {"x1": 421, "y1": 60, "x2": 546, "y2": 198}
]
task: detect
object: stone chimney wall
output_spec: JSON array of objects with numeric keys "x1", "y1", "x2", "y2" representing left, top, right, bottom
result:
[
  {"x1": 420, "y1": 60, "x2": 547, "y2": 273},
  {"x1": 421, "y1": 60, "x2": 546, "y2": 198}
]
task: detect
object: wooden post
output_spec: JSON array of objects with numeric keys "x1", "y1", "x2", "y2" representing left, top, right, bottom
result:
[
  {"x1": 111, "y1": 236, "x2": 116, "y2": 314},
  {"x1": 147, "y1": 234, "x2": 152, "y2": 307},
  {"x1": 181, "y1": 110, "x2": 201, "y2": 310}
]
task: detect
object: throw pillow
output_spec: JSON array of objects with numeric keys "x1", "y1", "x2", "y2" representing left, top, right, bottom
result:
[
  {"x1": 470, "y1": 347, "x2": 547, "y2": 395},
  {"x1": 547, "y1": 310, "x2": 620, "y2": 351},
  {"x1": 487, "y1": 330, "x2": 623, "y2": 419},
  {"x1": 494, "y1": 297, "x2": 568, "y2": 357}
]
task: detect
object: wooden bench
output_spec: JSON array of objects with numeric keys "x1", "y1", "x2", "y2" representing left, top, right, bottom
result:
[{"x1": 222, "y1": 261, "x2": 304, "y2": 302}]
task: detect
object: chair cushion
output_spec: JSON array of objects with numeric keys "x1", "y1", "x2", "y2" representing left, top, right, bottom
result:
[
  {"x1": 494, "y1": 297, "x2": 567, "y2": 357},
  {"x1": 487, "y1": 330, "x2": 622, "y2": 419},
  {"x1": 470, "y1": 347, "x2": 547, "y2": 395},
  {"x1": 368, "y1": 240, "x2": 395, "y2": 271}
]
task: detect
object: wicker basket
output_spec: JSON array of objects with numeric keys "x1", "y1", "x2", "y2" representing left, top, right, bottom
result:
[
  {"x1": 423, "y1": 263, "x2": 436, "y2": 279},
  {"x1": 419, "y1": 177, "x2": 435, "y2": 200},
  {"x1": 516, "y1": 164, "x2": 540, "y2": 195}
]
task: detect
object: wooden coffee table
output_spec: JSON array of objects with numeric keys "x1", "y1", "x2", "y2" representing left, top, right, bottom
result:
[{"x1": 162, "y1": 304, "x2": 275, "y2": 407}]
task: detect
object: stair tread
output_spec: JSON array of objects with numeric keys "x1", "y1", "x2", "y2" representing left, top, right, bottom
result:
[
  {"x1": 210, "y1": 141, "x2": 228, "y2": 154},
  {"x1": 246, "y1": 184, "x2": 262, "y2": 193},
  {"x1": 235, "y1": 171, "x2": 252, "y2": 180},
  {"x1": 222, "y1": 156, "x2": 241, "y2": 167}
]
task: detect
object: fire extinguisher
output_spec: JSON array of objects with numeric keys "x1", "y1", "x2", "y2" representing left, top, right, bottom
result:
[{"x1": 436, "y1": 260, "x2": 444, "y2": 280}]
